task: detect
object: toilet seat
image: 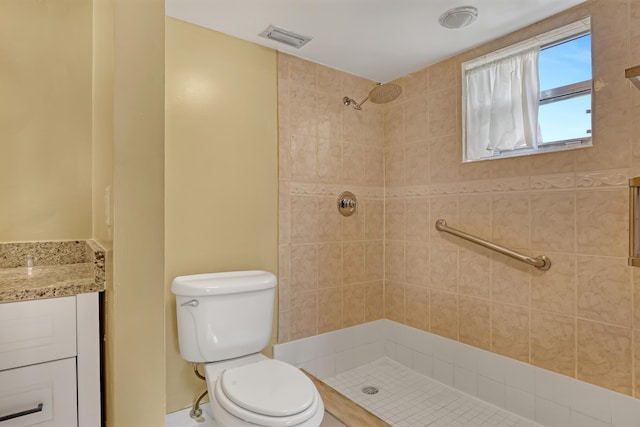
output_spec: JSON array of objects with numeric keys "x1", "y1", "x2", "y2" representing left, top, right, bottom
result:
[{"x1": 212, "y1": 359, "x2": 321, "y2": 427}]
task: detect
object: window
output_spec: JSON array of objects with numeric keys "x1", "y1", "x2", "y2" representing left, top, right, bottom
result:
[{"x1": 462, "y1": 18, "x2": 592, "y2": 162}]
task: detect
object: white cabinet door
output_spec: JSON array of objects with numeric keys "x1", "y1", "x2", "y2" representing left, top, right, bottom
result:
[
  {"x1": 0, "y1": 296, "x2": 76, "y2": 371},
  {"x1": 0, "y1": 358, "x2": 77, "y2": 427}
]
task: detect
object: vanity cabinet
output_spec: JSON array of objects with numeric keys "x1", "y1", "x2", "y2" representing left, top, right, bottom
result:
[{"x1": 0, "y1": 293, "x2": 101, "y2": 427}]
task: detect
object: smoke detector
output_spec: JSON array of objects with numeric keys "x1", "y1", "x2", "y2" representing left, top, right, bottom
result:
[{"x1": 439, "y1": 6, "x2": 478, "y2": 29}]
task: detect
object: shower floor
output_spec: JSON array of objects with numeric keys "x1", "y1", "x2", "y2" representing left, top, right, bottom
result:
[{"x1": 323, "y1": 358, "x2": 542, "y2": 427}]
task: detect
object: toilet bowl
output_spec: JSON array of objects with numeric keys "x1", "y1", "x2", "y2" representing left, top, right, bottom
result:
[
  {"x1": 171, "y1": 271, "x2": 324, "y2": 427},
  {"x1": 205, "y1": 355, "x2": 324, "y2": 427}
]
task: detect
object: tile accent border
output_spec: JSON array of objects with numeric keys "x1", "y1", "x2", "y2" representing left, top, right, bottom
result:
[{"x1": 274, "y1": 320, "x2": 640, "y2": 427}]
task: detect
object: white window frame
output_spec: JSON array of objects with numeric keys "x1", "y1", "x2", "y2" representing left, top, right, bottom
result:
[{"x1": 462, "y1": 17, "x2": 592, "y2": 163}]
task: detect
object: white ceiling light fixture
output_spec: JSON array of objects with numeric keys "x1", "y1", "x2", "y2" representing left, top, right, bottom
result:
[
  {"x1": 439, "y1": 6, "x2": 478, "y2": 29},
  {"x1": 259, "y1": 25, "x2": 312, "y2": 48}
]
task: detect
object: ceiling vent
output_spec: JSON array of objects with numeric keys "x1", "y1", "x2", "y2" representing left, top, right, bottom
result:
[
  {"x1": 259, "y1": 25, "x2": 312, "y2": 48},
  {"x1": 439, "y1": 6, "x2": 478, "y2": 29}
]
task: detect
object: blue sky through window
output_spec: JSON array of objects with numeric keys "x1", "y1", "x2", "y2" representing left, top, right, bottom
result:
[{"x1": 538, "y1": 34, "x2": 592, "y2": 143}]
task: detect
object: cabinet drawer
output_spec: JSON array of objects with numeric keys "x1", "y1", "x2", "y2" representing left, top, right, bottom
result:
[
  {"x1": 0, "y1": 297, "x2": 76, "y2": 371},
  {"x1": 0, "y1": 358, "x2": 77, "y2": 427}
]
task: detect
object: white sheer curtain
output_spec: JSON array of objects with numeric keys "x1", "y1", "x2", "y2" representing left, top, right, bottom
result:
[{"x1": 465, "y1": 47, "x2": 541, "y2": 161}]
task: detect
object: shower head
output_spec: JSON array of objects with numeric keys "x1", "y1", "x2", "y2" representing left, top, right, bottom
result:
[{"x1": 343, "y1": 83, "x2": 402, "y2": 110}]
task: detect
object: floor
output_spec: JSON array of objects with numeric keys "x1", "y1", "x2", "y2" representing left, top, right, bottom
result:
[
  {"x1": 165, "y1": 403, "x2": 345, "y2": 427},
  {"x1": 323, "y1": 358, "x2": 542, "y2": 427}
]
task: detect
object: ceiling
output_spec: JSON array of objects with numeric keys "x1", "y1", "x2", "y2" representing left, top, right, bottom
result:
[{"x1": 166, "y1": 0, "x2": 587, "y2": 83}]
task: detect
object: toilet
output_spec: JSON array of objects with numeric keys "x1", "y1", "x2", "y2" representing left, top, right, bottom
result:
[{"x1": 172, "y1": 270, "x2": 324, "y2": 427}]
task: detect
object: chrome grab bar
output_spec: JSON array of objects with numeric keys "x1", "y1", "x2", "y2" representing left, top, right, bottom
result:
[{"x1": 435, "y1": 219, "x2": 551, "y2": 271}]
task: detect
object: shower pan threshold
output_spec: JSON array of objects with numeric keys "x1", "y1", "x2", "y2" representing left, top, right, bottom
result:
[{"x1": 323, "y1": 357, "x2": 542, "y2": 427}]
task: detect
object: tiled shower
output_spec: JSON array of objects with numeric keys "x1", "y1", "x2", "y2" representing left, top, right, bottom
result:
[{"x1": 278, "y1": 0, "x2": 640, "y2": 404}]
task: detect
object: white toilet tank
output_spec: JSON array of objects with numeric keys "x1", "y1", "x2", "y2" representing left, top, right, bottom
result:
[{"x1": 171, "y1": 270, "x2": 277, "y2": 363}]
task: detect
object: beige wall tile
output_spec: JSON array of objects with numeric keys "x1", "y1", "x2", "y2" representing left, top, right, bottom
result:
[
  {"x1": 429, "y1": 241, "x2": 458, "y2": 292},
  {"x1": 343, "y1": 204, "x2": 365, "y2": 241},
  {"x1": 576, "y1": 189, "x2": 628, "y2": 257},
  {"x1": 364, "y1": 107, "x2": 384, "y2": 147},
  {"x1": 317, "y1": 92, "x2": 342, "y2": 141},
  {"x1": 279, "y1": 277, "x2": 290, "y2": 313},
  {"x1": 317, "y1": 138, "x2": 343, "y2": 183},
  {"x1": 528, "y1": 151, "x2": 575, "y2": 176},
  {"x1": 593, "y1": 56, "x2": 632, "y2": 106},
  {"x1": 429, "y1": 58, "x2": 456, "y2": 91},
  {"x1": 291, "y1": 134, "x2": 318, "y2": 182},
  {"x1": 430, "y1": 196, "x2": 458, "y2": 242},
  {"x1": 459, "y1": 194, "x2": 492, "y2": 239},
  {"x1": 492, "y1": 193, "x2": 530, "y2": 249},
  {"x1": 405, "y1": 243, "x2": 428, "y2": 287},
  {"x1": 365, "y1": 281, "x2": 384, "y2": 321},
  {"x1": 384, "y1": 103, "x2": 404, "y2": 146},
  {"x1": 385, "y1": 198, "x2": 406, "y2": 241},
  {"x1": 491, "y1": 255, "x2": 530, "y2": 307},
  {"x1": 279, "y1": 212, "x2": 290, "y2": 245},
  {"x1": 318, "y1": 287, "x2": 342, "y2": 334},
  {"x1": 278, "y1": 309, "x2": 290, "y2": 344},
  {"x1": 316, "y1": 64, "x2": 342, "y2": 94},
  {"x1": 343, "y1": 241, "x2": 365, "y2": 285},
  {"x1": 290, "y1": 244, "x2": 317, "y2": 293},
  {"x1": 289, "y1": 87, "x2": 317, "y2": 137},
  {"x1": 365, "y1": 146, "x2": 384, "y2": 186},
  {"x1": 343, "y1": 284, "x2": 366, "y2": 327},
  {"x1": 531, "y1": 310, "x2": 575, "y2": 377},
  {"x1": 575, "y1": 101, "x2": 631, "y2": 172},
  {"x1": 318, "y1": 243, "x2": 342, "y2": 288},
  {"x1": 430, "y1": 290, "x2": 458, "y2": 340},
  {"x1": 491, "y1": 302, "x2": 530, "y2": 363},
  {"x1": 290, "y1": 291, "x2": 317, "y2": 340},
  {"x1": 459, "y1": 296, "x2": 490, "y2": 351},
  {"x1": 365, "y1": 199, "x2": 384, "y2": 240},
  {"x1": 365, "y1": 240, "x2": 384, "y2": 282},
  {"x1": 406, "y1": 197, "x2": 429, "y2": 242},
  {"x1": 458, "y1": 245, "x2": 491, "y2": 299},
  {"x1": 490, "y1": 156, "x2": 531, "y2": 179},
  {"x1": 577, "y1": 255, "x2": 632, "y2": 327},
  {"x1": 385, "y1": 145, "x2": 405, "y2": 187},
  {"x1": 429, "y1": 87, "x2": 457, "y2": 138},
  {"x1": 405, "y1": 285, "x2": 429, "y2": 331},
  {"x1": 404, "y1": 98, "x2": 429, "y2": 143},
  {"x1": 343, "y1": 143, "x2": 365, "y2": 186},
  {"x1": 430, "y1": 135, "x2": 459, "y2": 183},
  {"x1": 385, "y1": 241, "x2": 406, "y2": 282},
  {"x1": 405, "y1": 143, "x2": 430, "y2": 185},
  {"x1": 404, "y1": 68, "x2": 429, "y2": 100},
  {"x1": 530, "y1": 191, "x2": 576, "y2": 252},
  {"x1": 577, "y1": 319, "x2": 632, "y2": 395},
  {"x1": 279, "y1": 245, "x2": 290, "y2": 279},
  {"x1": 318, "y1": 196, "x2": 342, "y2": 243},
  {"x1": 289, "y1": 56, "x2": 316, "y2": 88},
  {"x1": 385, "y1": 281, "x2": 405, "y2": 323},
  {"x1": 343, "y1": 106, "x2": 364, "y2": 143},
  {"x1": 531, "y1": 252, "x2": 576, "y2": 315},
  {"x1": 291, "y1": 196, "x2": 317, "y2": 243}
]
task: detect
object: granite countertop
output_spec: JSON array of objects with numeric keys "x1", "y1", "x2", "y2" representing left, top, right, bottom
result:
[{"x1": 0, "y1": 240, "x2": 106, "y2": 303}]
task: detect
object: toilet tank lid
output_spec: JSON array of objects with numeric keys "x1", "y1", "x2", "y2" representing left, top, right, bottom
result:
[{"x1": 171, "y1": 271, "x2": 277, "y2": 296}]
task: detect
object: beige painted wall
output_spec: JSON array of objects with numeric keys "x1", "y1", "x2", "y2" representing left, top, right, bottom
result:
[
  {"x1": 279, "y1": 0, "x2": 640, "y2": 401},
  {"x1": 0, "y1": 0, "x2": 92, "y2": 241},
  {"x1": 110, "y1": 0, "x2": 166, "y2": 424},
  {"x1": 165, "y1": 18, "x2": 278, "y2": 413},
  {"x1": 92, "y1": 0, "x2": 115, "y2": 423}
]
